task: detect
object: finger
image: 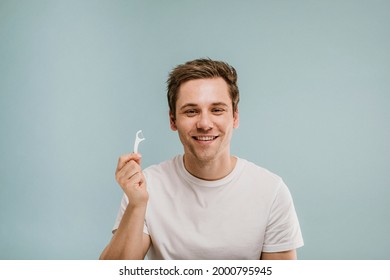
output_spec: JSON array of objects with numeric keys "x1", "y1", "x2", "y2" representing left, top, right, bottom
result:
[
  {"x1": 117, "y1": 159, "x2": 145, "y2": 187},
  {"x1": 116, "y1": 153, "x2": 142, "y2": 172},
  {"x1": 116, "y1": 153, "x2": 132, "y2": 172},
  {"x1": 116, "y1": 160, "x2": 141, "y2": 183},
  {"x1": 132, "y1": 153, "x2": 142, "y2": 165},
  {"x1": 124, "y1": 172, "x2": 144, "y2": 190}
]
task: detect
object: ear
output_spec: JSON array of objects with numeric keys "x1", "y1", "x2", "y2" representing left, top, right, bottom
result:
[
  {"x1": 233, "y1": 109, "x2": 239, "y2": 129},
  {"x1": 169, "y1": 111, "x2": 177, "y2": 131}
]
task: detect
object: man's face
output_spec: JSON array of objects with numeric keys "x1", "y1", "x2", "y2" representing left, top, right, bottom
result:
[{"x1": 170, "y1": 77, "x2": 239, "y2": 164}]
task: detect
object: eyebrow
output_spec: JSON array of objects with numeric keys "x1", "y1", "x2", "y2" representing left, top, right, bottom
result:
[{"x1": 179, "y1": 102, "x2": 229, "y2": 111}]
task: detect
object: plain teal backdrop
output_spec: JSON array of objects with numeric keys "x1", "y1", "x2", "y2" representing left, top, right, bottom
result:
[{"x1": 1, "y1": 0, "x2": 389, "y2": 259}]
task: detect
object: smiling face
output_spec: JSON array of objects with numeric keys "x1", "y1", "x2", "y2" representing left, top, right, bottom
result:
[{"x1": 170, "y1": 78, "x2": 239, "y2": 165}]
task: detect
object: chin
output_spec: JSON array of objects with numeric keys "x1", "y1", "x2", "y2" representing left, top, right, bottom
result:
[{"x1": 194, "y1": 151, "x2": 219, "y2": 163}]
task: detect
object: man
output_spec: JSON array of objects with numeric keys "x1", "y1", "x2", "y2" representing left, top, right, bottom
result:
[{"x1": 100, "y1": 58, "x2": 304, "y2": 260}]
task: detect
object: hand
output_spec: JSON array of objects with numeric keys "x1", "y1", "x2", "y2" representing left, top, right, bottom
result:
[{"x1": 115, "y1": 153, "x2": 148, "y2": 208}]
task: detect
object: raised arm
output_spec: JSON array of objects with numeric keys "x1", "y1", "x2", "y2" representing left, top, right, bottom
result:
[{"x1": 100, "y1": 153, "x2": 151, "y2": 260}]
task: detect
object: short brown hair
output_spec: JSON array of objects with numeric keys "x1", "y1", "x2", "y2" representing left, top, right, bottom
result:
[{"x1": 167, "y1": 58, "x2": 239, "y2": 118}]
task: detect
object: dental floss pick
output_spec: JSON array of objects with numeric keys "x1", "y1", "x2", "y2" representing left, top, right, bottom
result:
[{"x1": 133, "y1": 130, "x2": 145, "y2": 154}]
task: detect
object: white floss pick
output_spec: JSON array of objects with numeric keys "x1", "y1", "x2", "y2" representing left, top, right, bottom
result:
[{"x1": 133, "y1": 130, "x2": 145, "y2": 153}]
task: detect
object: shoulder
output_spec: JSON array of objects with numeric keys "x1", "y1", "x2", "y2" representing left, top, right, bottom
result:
[
  {"x1": 240, "y1": 160, "x2": 297, "y2": 208},
  {"x1": 234, "y1": 157, "x2": 290, "y2": 204},
  {"x1": 238, "y1": 158, "x2": 284, "y2": 187}
]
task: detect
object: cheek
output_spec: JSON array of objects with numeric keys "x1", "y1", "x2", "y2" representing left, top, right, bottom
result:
[
  {"x1": 175, "y1": 118, "x2": 196, "y2": 131},
  {"x1": 216, "y1": 117, "x2": 235, "y2": 130}
]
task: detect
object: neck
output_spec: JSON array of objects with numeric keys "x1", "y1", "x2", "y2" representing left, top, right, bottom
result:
[{"x1": 183, "y1": 154, "x2": 237, "y2": 181}]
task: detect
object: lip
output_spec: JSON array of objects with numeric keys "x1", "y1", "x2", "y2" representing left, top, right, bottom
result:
[{"x1": 192, "y1": 135, "x2": 218, "y2": 142}]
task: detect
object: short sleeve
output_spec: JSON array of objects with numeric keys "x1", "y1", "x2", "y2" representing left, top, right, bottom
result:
[
  {"x1": 262, "y1": 181, "x2": 304, "y2": 252},
  {"x1": 112, "y1": 194, "x2": 149, "y2": 235}
]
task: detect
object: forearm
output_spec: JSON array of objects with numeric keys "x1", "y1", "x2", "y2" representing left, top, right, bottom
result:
[{"x1": 100, "y1": 205, "x2": 148, "y2": 260}]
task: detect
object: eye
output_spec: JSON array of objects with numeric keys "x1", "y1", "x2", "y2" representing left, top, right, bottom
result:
[
  {"x1": 184, "y1": 109, "x2": 198, "y2": 117},
  {"x1": 212, "y1": 108, "x2": 225, "y2": 115}
]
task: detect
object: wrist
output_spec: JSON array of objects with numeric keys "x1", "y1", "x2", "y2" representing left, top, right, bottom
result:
[{"x1": 127, "y1": 202, "x2": 148, "y2": 211}]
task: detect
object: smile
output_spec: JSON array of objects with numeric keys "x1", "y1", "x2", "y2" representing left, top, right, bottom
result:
[{"x1": 193, "y1": 136, "x2": 218, "y2": 141}]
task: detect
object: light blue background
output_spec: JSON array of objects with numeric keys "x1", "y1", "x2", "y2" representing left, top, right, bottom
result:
[{"x1": 1, "y1": 0, "x2": 389, "y2": 259}]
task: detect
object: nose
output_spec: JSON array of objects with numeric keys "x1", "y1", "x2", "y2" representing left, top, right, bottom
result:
[{"x1": 196, "y1": 112, "x2": 213, "y2": 130}]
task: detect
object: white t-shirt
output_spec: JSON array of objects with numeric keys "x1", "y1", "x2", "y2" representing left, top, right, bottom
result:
[{"x1": 113, "y1": 155, "x2": 304, "y2": 260}]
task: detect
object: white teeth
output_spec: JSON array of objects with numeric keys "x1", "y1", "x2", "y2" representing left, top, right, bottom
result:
[{"x1": 195, "y1": 136, "x2": 216, "y2": 141}]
